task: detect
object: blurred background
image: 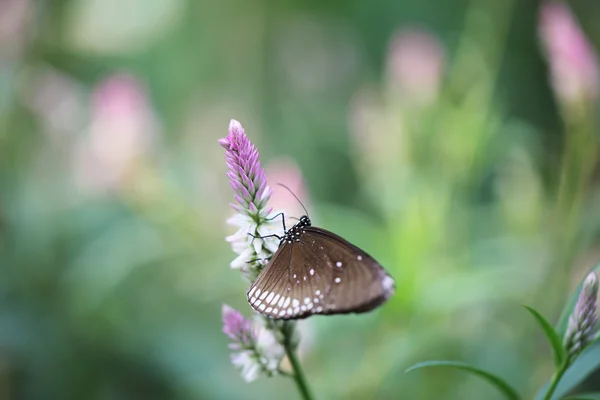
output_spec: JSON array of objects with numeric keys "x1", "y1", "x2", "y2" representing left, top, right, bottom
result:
[{"x1": 2, "y1": 0, "x2": 600, "y2": 399}]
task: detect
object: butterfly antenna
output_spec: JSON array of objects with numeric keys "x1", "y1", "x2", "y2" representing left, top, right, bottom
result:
[{"x1": 276, "y1": 183, "x2": 310, "y2": 217}]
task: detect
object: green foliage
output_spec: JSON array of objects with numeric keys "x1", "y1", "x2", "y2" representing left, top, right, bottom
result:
[
  {"x1": 564, "y1": 394, "x2": 600, "y2": 400},
  {"x1": 535, "y1": 343, "x2": 600, "y2": 400},
  {"x1": 406, "y1": 361, "x2": 521, "y2": 400},
  {"x1": 523, "y1": 305, "x2": 567, "y2": 369}
]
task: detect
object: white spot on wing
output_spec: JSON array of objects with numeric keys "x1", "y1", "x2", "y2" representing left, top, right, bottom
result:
[
  {"x1": 334, "y1": 277, "x2": 341, "y2": 283},
  {"x1": 259, "y1": 304, "x2": 266, "y2": 311},
  {"x1": 309, "y1": 269, "x2": 314, "y2": 276},
  {"x1": 260, "y1": 291, "x2": 268, "y2": 300},
  {"x1": 304, "y1": 297, "x2": 310, "y2": 304},
  {"x1": 273, "y1": 308, "x2": 278, "y2": 314},
  {"x1": 336, "y1": 261, "x2": 342, "y2": 267},
  {"x1": 248, "y1": 287, "x2": 256, "y2": 297},
  {"x1": 266, "y1": 292, "x2": 274, "y2": 303},
  {"x1": 283, "y1": 297, "x2": 291, "y2": 308},
  {"x1": 382, "y1": 275, "x2": 395, "y2": 296},
  {"x1": 255, "y1": 289, "x2": 261, "y2": 297},
  {"x1": 265, "y1": 307, "x2": 272, "y2": 313},
  {"x1": 278, "y1": 297, "x2": 285, "y2": 307},
  {"x1": 292, "y1": 299, "x2": 299, "y2": 307},
  {"x1": 357, "y1": 255, "x2": 363, "y2": 261},
  {"x1": 272, "y1": 294, "x2": 280, "y2": 305},
  {"x1": 315, "y1": 290, "x2": 321, "y2": 295}
]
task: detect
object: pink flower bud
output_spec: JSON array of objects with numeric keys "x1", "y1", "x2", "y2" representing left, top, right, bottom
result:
[
  {"x1": 72, "y1": 72, "x2": 158, "y2": 194},
  {"x1": 386, "y1": 28, "x2": 445, "y2": 105},
  {"x1": 539, "y1": 2, "x2": 600, "y2": 106}
]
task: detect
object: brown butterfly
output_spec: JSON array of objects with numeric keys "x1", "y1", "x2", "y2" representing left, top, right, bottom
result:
[{"x1": 247, "y1": 215, "x2": 395, "y2": 319}]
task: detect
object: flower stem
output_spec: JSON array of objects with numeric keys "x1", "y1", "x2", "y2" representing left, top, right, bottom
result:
[
  {"x1": 283, "y1": 340, "x2": 314, "y2": 400},
  {"x1": 543, "y1": 362, "x2": 568, "y2": 400}
]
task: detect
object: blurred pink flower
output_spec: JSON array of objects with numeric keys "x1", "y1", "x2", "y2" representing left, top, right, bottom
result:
[
  {"x1": 386, "y1": 28, "x2": 445, "y2": 105},
  {"x1": 265, "y1": 158, "x2": 309, "y2": 220},
  {"x1": 72, "y1": 73, "x2": 158, "y2": 195},
  {"x1": 0, "y1": 0, "x2": 30, "y2": 51},
  {"x1": 539, "y1": 2, "x2": 600, "y2": 106}
]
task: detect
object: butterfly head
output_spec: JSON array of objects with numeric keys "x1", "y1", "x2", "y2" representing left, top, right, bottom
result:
[
  {"x1": 298, "y1": 215, "x2": 311, "y2": 227},
  {"x1": 280, "y1": 215, "x2": 312, "y2": 244}
]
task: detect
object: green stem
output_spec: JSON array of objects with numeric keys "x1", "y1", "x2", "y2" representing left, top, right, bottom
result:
[
  {"x1": 283, "y1": 339, "x2": 314, "y2": 400},
  {"x1": 543, "y1": 362, "x2": 569, "y2": 400}
]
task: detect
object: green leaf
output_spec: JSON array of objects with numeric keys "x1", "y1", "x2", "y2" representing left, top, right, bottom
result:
[
  {"x1": 534, "y1": 342, "x2": 600, "y2": 400},
  {"x1": 522, "y1": 305, "x2": 567, "y2": 368},
  {"x1": 563, "y1": 394, "x2": 600, "y2": 400},
  {"x1": 406, "y1": 361, "x2": 521, "y2": 400}
]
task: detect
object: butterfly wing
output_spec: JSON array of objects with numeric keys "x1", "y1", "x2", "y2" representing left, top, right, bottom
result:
[
  {"x1": 247, "y1": 240, "x2": 332, "y2": 319},
  {"x1": 247, "y1": 227, "x2": 394, "y2": 320},
  {"x1": 247, "y1": 243, "x2": 295, "y2": 318},
  {"x1": 301, "y1": 226, "x2": 395, "y2": 315}
]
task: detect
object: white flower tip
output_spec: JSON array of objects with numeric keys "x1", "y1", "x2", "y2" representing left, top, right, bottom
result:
[
  {"x1": 584, "y1": 271, "x2": 599, "y2": 294},
  {"x1": 229, "y1": 119, "x2": 244, "y2": 134}
]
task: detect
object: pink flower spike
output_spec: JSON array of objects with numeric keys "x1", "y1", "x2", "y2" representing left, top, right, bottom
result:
[
  {"x1": 249, "y1": 202, "x2": 259, "y2": 214},
  {"x1": 222, "y1": 304, "x2": 254, "y2": 343},
  {"x1": 539, "y1": 2, "x2": 600, "y2": 106},
  {"x1": 564, "y1": 272, "x2": 599, "y2": 364},
  {"x1": 219, "y1": 122, "x2": 293, "y2": 382},
  {"x1": 219, "y1": 120, "x2": 272, "y2": 216}
]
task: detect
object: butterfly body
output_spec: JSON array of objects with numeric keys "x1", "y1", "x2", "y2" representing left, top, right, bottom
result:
[{"x1": 247, "y1": 216, "x2": 395, "y2": 319}]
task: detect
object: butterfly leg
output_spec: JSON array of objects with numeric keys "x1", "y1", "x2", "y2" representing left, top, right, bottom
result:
[
  {"x1": 248, "y1": 233, "x2": 282, "y2": 240},
  {"x1": 265, "y1": 212, "x2": 287, "y2": 232},
  {"x1": 246, "y1": 257, "x2": 270, "y2": 265}
]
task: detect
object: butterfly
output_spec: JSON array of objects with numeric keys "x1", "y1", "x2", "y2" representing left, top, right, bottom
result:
[{"x1": 247, "y1": 215, "x2": 395, "y2": 320}]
